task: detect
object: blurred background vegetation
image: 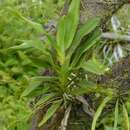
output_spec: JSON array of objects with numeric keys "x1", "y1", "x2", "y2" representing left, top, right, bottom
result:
[{"x1": 0, "y1": 0, "x2": 64, "y2": 129}]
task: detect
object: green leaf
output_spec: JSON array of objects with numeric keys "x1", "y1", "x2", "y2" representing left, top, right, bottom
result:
[
  {"x1": 71, "y1": 80, "x2": 113, "y2": 96},
  {"x1": 81, "y1": 57, "x2": 109, "y2": 75},
  {"x1": 38, "y1": 100, "x2": 62, "y2": 127},
  {"x1": 91, "y1": 97, "x2": 112, "y2": 130},
  {"x1": 126, "y1": 101, "x2": 130, "y2": 115},
  {"x1": 64, "y1": 0, "x2": 80, "y2": 50},
  {"x1": 56, "y1": 0, "x2": 80, "y2": 52},
  {"x1": 8, "y1": 7, "x2": 45, "y2": 33},
  {"x1": 8, "y1": 43, "x2": 31, "y2": 50},
  {"x1": 8, "y1": 39, "x2": 45, "y2": 54},
  {"x1": 71, "y1": 81, "x2": 97, "y2": 96},
  {"x1": 21, "y1": 76, "x2": 57, "y2": 97},
  {"x1": 71, "y1": 29, "x2": 101, "y2": 67},
  {"x1": 35, "y1": 93, "x2": 56, "y2": 108},
  {"x1": 21, "y1": 79, "x2": 42, "y2": 97},
  {"x1": 23, "y1": 40, "x2": 45, "y2": 52},
  {"x1": 68, "y1": 18, "x2": 100, "y2": 58},
  {"x1": 104, "y1": 126, "x2": 113, "y2": 130},
  {"x1": 27, "y1": 87, "x2": 50, "y2": 98},
  {"x1": 57, "y1": 16, "x2": 66, "y2": 53},
  {"x1": 122, "y1": 104, "x2": 130, "y2": 130},
  {"x1": 114, "y1": 100, "x2": 119, "y2": 130},
  {"x1": 30, "y1": 56, "x2": 51, "y2": 68}
]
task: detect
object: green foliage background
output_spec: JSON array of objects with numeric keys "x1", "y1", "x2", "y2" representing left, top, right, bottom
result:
[{"x1": 0, "y1": 0, "x2": 64, "y2": 129}]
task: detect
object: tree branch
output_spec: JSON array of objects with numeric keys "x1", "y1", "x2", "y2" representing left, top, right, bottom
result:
[{"x1": 102, "y1": 32, "x2": 130, "y2": 42}]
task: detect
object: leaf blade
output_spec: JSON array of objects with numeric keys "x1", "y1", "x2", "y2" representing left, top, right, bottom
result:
[
  {"x1": 71, "y1": 29, "x2": 101, "y2": 67},
  {"x1": 81, "y1": 58, "x2": 109, "y2": 75},
  {"x1": 38, "y1": 100, "x2": 62, "y2": 127},
  {"x1": 122, "y1": 104, "x2": 130, "y2": 130},
  {"x1": 68, "y1": 18, "x2": 100, "y2": 58},
  {"x1": 114, "y1": 100, "x2": 119, "y2": 130},
  {"x1": 91, "y1": 97, "x2": 112, "y2": 130},
  {"x1": 21, "y1": 76, "x2": 57, "y2": 97},
  {"x1": 56, "y1": 0, "x2": 80, "y2": 52}
]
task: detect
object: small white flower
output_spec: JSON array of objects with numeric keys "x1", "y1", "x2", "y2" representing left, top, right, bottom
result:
[
  {"x1": 111, "y1": 15, "x2": 121, "y2": 33},
  {"x1": 113, "y1": 44, "x2": 123, "y2": 61},
  {"x1": 103, "y1": 44, "x2": 112, "y2": 58},
  {"x1": 117, "y1": 44, "x2": 123, "y2": 58}
]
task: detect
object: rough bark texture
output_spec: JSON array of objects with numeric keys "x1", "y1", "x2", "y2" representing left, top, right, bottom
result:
[
  {"x1": 99, "y1": 54, "x2": 130, "y2": 97},
  {"x1": 80, "y1": 0, "x2": 128, "y2": 24},
  {"x1": 62, "y1": 0, "x2": 128, "y2": 29},
  {"x1": 30, "y1": 1, "x2": 130, "y2": 130}
]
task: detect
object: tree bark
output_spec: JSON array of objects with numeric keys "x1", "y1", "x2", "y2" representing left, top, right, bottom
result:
[
  {"x1": 80, "y1": 0, "x2": 128, "y2": 24},
  {"x1": 61, "y1": 0, "x2": 128, "y2": 30}
]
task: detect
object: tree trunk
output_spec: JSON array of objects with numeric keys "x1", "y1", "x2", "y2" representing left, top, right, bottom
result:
[{"x1": 80, "y1": 0, "x2": 128, "y2": 24}]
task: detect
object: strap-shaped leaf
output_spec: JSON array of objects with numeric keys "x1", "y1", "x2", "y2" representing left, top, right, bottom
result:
[
  {"x1": 104, "y1": 126, "x2": 113, "y2": 130},
  {"x1": 21, "y1": 76, "x2": 57, "y2": 97},
  {"x1": 8, "y1": 40, "x2": 56, "y2": 67},
  {"x1": 8, "y1": 7, "x2": 44, "y2": 33},
  {"x1": 71, "y1": 29, "x2": 101, "y2": 67},
  {"x1": 35, "y1": 93, "x2": 56, "y2": 108},
  {"x1": 56, "y1": 0, "x2": 80, "y2": 53},
  {"x1": 64, "y1": 0, "x2": 80, "y2": 50},
  {"x1": 122, "y1": 104, "x2": 130, "y2": 130},
  {"x1": 81, "y1": 58, "x2": 109, "y2": 75},
  {"x1": 9, "y1": 40, "x2": 45, "y2": 52},
  {"x1": 57, "y1": 16, "x2": 66, "y2": 53},
  {"x1": 114, "y1": 100, "x2": 119, "y2": 130},
  {"x1": 91, "y1": 97, "x2": 112, "y2": 130},
  {"x1": 30, "y1": 56, "x2": 51, "y2": 68},
  {"x1": 68, "y1": 18, "x2": 100, "y2": 58},
  {"x1": 71, "y1": 80, "x2": 113, "y2": 96},
  {"x1": 38, "y1": 100, "x2": 62, "y2": 127},
  {"x1": 71, "y1": 81, "x2": 97, "y2": 96},
  {"x1": 8, "y1": 42, "x2": 31, "y2": 50}
]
